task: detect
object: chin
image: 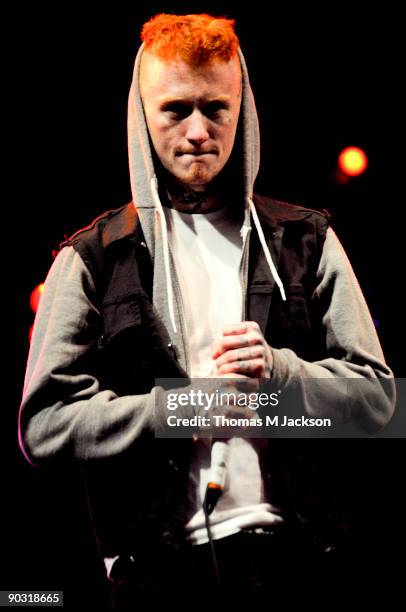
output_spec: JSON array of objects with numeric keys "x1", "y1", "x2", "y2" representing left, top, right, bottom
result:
[{"x1": 181, "y1": 168, "x2": 217, "y2": 188}]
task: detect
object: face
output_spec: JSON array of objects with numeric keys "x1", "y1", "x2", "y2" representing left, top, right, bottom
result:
[{"x1": 140, "y1": 52, "x2": 242, "y2": 191}]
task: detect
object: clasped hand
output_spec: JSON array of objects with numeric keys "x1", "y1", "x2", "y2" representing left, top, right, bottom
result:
[{"x1": 211, "y1": 321, "x2": 273, "y2": 380}]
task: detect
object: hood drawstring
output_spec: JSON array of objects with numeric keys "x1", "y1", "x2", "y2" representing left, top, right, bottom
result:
[
  {"x1": 248, "y1": 198, "x2": 287, "y2": 302},
  {"x1": 150, "y1": 177, "x2": 178, "y2": 334},
  {"x1": 150, "y1": 177, "x2": 286, "y2": 335}
]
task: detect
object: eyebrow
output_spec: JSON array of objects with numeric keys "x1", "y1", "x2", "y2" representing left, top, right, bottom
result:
[{"x1": 158, "y1": 95, "x2": 232, "y2": 107}]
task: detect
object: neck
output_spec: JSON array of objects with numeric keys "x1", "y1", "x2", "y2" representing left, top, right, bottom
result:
[{"x1": 165, "y1": 181, "x2": 223, "y2": 214}]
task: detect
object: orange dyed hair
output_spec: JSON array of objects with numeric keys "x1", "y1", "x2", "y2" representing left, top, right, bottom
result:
[{"x1": 141, "y1": 14, "x2": 239, "y2": 65}]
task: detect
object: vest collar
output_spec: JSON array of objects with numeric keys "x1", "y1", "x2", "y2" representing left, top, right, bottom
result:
[
  {"x1": 101, "y1": 202, "x2": 140, "y2": 248},
  {"x1": 100, "y1": 196, "x2": 329, "y2": 249}
]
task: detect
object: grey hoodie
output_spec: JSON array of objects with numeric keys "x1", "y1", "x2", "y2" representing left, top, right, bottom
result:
[{"x1": 19, "y1": 45, "x2": 395, "y2": 465}]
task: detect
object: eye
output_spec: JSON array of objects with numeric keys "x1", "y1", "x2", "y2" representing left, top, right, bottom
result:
[
  {"x1": 162, "y1": 102, "x2": 191, "y2": 119},
  {"x1": 203, "y1": 102, "x2": 227, "y2": 119}
]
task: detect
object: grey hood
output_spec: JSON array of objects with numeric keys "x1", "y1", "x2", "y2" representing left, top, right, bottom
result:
[
  {"x1": 127, "y1": 45, "x2": 260, "y2": 212},
  {"x1": 126, "y1": 44, "x2": 285, "y2": 356}
]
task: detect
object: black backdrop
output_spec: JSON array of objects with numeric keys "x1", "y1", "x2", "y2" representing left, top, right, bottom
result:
[{"x1": 8, "y1": 2, "x2": 403, "y2": 609}]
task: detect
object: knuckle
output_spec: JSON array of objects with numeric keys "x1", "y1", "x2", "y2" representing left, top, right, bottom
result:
[
  {"x1": 251, "y1": 331, "x2": 262, "y2": 343},
  {"x1": 230, "y1": 350, "x2": 239, "y2": 363}
]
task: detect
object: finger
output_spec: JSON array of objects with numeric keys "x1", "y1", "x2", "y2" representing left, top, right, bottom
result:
[
  {"x1": 212, "y1": 335, "x2": 249, "y2": 358},
  {"x1": 215, "y1": 345, "x2": 265, "y2": 367},
  {"x1": 221, "y1": 321, "x2": 260, "y2": 336},
  {"x1": 212, "y1": 331, "x2": 263, "y2": 358},
  {"x1": 213, "y1": 321, "x2": 259, "y2": 359},
  {"x1": 220, "y1": 323, "x2": 249, "y2": 336},
  {"x1": 217, "y1": 358, "x2": 267, "y2": 376}
]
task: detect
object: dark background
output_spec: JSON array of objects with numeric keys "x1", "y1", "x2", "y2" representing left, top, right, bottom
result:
[{"x1": 8, "y1": 2, "x2": 403, "y2": 609}]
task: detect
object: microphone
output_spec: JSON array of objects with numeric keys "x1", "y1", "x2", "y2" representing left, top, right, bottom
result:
[{"x1": 203, "y1": 440, "x2": 230, "y2": 515}]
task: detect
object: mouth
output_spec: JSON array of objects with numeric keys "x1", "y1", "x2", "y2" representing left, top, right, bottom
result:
[{"x1": 176, "y1": 151, "x2": 217, "y2": 157}]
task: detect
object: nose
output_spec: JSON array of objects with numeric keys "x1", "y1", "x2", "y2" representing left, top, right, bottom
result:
[{"x1": 185, "y1": 110, "x2": 210, "y2": 145}]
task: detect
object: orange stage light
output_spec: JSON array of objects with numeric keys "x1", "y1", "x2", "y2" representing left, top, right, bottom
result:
[
  {"x1": 30, "y1": 283, "x2": 45, "y2": 313},
  {"x1": 338, "y1": 146, "x2": 368, "y2": 177}
]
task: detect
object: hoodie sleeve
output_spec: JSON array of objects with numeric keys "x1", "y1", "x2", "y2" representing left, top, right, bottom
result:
[
  {"x1": 18, "y1": 246, "x2": 173, "y2": 466},
  {"x1": 270, "y1": 227, "x2": 396, "y2": 431}
]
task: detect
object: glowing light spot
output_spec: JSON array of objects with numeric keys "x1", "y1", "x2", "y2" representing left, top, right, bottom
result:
[
  {"x1": 30, "y1": 283, "x2": 45, "y2": 313},
  {"x1": 338, "y1": 146, "x2": 368, "y2": 177}
]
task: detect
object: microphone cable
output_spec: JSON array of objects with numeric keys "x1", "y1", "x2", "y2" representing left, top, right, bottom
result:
[
  {"x1": 203, "y1": 491, "x2": 221, "y2": 587},
  {"x1": 202, "y1": 440, "x2": 230, "y2": 588}
]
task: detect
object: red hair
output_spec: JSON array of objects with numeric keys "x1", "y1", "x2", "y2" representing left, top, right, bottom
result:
[{"x1": 141, "y1": 14, "x2": 239, "y2": 65}]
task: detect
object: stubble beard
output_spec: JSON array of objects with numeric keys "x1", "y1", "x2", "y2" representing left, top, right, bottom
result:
[{"x1": 180, "y1": 163, "x2": 215, "y2": 190}]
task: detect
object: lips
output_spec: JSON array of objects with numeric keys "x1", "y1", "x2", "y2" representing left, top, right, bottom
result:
[{"x1": 176, "y1": 151, "x2": 217, "y2": 156}]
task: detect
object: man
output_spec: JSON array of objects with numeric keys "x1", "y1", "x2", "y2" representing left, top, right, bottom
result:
[{"x1": 19, "y1": 14, "x2": 395, "y2": 607}]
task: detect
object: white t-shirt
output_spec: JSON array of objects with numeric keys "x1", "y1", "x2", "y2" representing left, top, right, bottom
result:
[
  {"x1": 163, "y1": 205, "x2": 243, "y2": 377},
  {"x1": 164, "y1": 205, "x2": 283, "y2": 545}
]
